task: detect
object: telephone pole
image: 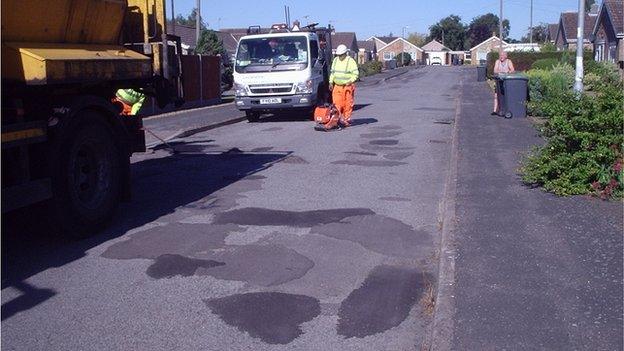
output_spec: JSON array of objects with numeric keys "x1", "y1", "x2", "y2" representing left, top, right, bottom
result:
[
  {"x1": 171, "y1": 0, "x2": 175, "y2": 34},
  {"x1": 196, "y1": 0, "x2": 201, "y2": 48}
]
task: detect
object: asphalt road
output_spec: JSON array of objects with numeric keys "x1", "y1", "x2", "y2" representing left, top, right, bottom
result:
[
  {"x1": 3, "y1": 66, "x2": 621, "y2": 350},
  {"x1": 2, "y1": 66, "x2": 457, "y2": 350}
]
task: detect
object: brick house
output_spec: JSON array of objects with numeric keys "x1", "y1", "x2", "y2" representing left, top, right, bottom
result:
[
  {"x1": 590, "y1": 0, "x2": 623, "y2": 72},
  {"x1": 367, "y1": 36, "x2": 399, "y2": 52},
  {"x1": 357, "y1": 40, "x2": 377, "y2": 64},
  {"x1": 469, "y1": 36, "x2": 506, "y2": 65},
  {"x1": 422, "y1": 39, "x2": 450, "y2": 65},
  {"x1": 555, "y1": 10, "x2": 598, "y2": 51},
  {"x1": 167, "y1": 24, "x2": 238, "y2": 60},
  {"x1": 376, "y1": 38, "x2": 424, "y2": 65},
  {"x1": 331, "y1": 32, "x2": 359, "y2": 58}
]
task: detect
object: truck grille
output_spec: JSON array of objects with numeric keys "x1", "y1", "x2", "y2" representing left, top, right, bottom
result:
[{"x1": 249, "y1": 84, "x2": 293, "y2": 94}]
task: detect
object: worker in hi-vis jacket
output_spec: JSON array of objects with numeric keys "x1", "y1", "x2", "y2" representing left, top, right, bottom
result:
[{"x1": 329, "y1": 44, "x2": 359, "y2": 126}]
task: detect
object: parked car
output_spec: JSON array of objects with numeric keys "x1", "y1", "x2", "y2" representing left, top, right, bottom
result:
[{"x1": 430, "y1": 57, "x2": 442, "y2": 65}]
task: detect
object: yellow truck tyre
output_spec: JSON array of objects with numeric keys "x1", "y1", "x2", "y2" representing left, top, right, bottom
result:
[{"x1": 51, "y1": 110, "x2": 122, "y2": 238}]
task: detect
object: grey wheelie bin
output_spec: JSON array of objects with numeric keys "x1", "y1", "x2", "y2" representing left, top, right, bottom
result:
[
  {"x1": 477, "y1": 63, "x2": 487, "y2": 81},
  {"x1": 494, "y1": 74, "x2": 528, "y2": 118}
]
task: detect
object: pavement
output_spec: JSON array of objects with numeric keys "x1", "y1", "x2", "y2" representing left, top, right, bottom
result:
[
  {"x1": 142, "y1": 97, "x2": 243, "y2": 148},
  {"x1": 435, "y1": 68, "x2": 623, "y2": 350},
  {"x1": 2, "y1": 66, "x2": 622, "y2": 351}
]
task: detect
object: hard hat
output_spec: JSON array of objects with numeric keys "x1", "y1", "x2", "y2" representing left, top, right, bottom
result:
[{"x1": 336, "y1": 44, "x2": 348, "y2": 55}]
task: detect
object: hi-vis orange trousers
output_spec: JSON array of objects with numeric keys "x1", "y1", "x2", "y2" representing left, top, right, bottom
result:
[{"x1": 332, "y1": 84, "x2": 355, "y2": 123}]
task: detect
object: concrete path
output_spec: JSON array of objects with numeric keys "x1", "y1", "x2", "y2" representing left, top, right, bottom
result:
[{"x1": 437, "y1": 68, "x2": 623, "y2": 351}]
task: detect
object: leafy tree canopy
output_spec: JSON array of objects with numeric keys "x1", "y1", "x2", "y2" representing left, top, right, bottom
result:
[
  {"x1": 428, "y1": 15, "x2": 466, "y2": 51},
  {"x1": 521, "y1": 23, "x2": 550, "y2": 43},
  {"x1": 407, "y1": 32, "x2": 428, "y2": 47},
  {"x1": 196, "y1": 29, "x2": 226, "y2": 56},
  {"x1": 466, "y1": 13, "x2": 510, "y2": 48},
  {"x1": 174, "y1": 8, "x2": 207, "y2": 30}
]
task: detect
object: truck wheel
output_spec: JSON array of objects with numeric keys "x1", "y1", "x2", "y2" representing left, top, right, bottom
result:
[
  {"x1": 53, "y1": 111, "x2": 122, "y2": 238},
  {"x1": 246, "y1": 111, "x2": 260, "y2": 122}
]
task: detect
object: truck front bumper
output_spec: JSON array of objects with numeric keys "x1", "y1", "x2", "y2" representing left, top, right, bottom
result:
[{"x1": 235, "y1": 93, "x2": 317, "y2": 111}]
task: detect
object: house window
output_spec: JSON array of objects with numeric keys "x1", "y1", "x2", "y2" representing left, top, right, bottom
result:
[
  {"x1": 595, "y1": 44, "x2": 604, "y2": 61},
  {"x1": 608, "y1": 43, "x2": 617, "y2": 63},
  {"x1": 383, "y1": 51, "x2": 394, "y2": 60}
]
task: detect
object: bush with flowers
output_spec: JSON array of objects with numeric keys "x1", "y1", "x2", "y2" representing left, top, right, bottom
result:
[{"x1": 521, "y1": 63, "x2": 623, "y2": 198}]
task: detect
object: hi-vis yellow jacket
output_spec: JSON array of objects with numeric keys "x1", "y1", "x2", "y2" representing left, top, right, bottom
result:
[
  {"x1": 329, "y1": 56, "x2": 359, "y2": 85},
  {"x1": 116, "y1": 89, "x2": 146, "y2": 115}
]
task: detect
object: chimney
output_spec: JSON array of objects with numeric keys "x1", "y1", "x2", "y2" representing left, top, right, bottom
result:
[{"x1": 589, "y1": 3, "x2": 599, "y2": 14}]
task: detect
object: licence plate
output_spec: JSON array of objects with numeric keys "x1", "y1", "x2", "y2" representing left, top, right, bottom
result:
[{"x1": 259, "y1": 98, "x2": 282, "y2": 104}]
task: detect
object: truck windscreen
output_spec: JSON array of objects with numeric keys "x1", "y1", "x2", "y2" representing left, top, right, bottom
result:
[{"x1": 235, "y1": 36, "x2": 309, "y2": 73}]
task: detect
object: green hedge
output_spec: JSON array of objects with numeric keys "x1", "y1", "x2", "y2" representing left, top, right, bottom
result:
[
  {"x1": 522, "y1": 83, "x2": 624, "y2": 197},
  {"x1": 531, "y1": 58, "x2": 560, "y2": 70},
  {"x1": 486, "y1": 51, "x2": 593, "y2": 76},
  {"x1": 522, "y1": 61, "x2": 624, "y2": 198},
  {"x1": 359, "y1": 60, "x2": 383, "y2": 77},
  {"x1": 394, "y1": 53, "x2": 413, "y2": 67}
]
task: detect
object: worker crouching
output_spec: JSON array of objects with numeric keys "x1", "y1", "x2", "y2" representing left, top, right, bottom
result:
[
  {"x1": 114, "y1": 88, "x2": 146, "y2": 116},
  {"x1": 329, "y1": 44, "x2": 359, "y2": 127}
]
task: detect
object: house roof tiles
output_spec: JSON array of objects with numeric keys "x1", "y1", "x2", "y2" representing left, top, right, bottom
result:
[
  {"x1": 357, "y1": 40, "x2": 376, "y2": 52},
  {"x1": 604, "y1": 0, "x2": 623, "y2": 35},
  {"x1": 548, "y1": 23, "x2": 559, "y2": 41},
  {"x1": 421, "y1": 39, "x2": 450, "y2": 51},
  {"x1": 167, "y1": 23, "x2": 197, "y2": 49},
  {"x1": 376, "y1": 36, "x2": 399, "y2": 44},
  {"x1": 560, "y1": 12, "x2": 597, "y2": 43},
  {"x1": 331, "y1": 32, "x2": 358, "y2": 50}
]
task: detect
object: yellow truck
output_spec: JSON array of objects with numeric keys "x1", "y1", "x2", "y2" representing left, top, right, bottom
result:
[{"x1": 2, "y1": 0, "x2": 183, "y2": 237}]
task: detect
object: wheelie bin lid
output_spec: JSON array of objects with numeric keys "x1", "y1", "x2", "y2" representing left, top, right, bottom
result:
[{"x1": 495, "y1": 73, "x2": 528, "y2": 81}]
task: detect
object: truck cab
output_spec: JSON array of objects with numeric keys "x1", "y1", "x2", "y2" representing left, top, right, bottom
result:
[{"x1": 233, "y1": 24, "x2": 333, "y2": 122}]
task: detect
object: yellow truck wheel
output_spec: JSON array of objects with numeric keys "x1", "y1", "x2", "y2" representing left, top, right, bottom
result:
[{"x1": 51, "y1": 110, "x2": 122, "y2": 238}]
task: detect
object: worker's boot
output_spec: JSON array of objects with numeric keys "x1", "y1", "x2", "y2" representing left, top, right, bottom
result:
[{"x1": 339, "y1": 115, "x2": 351, "y2": 127}]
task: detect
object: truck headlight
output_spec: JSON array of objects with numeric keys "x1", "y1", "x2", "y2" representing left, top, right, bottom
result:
[
  {"x1": 234, "y1": 83, "x2": 248, "y2": 96},
  {"x1": 295, "y1": 80, "x2": 314, "y2": 94}
]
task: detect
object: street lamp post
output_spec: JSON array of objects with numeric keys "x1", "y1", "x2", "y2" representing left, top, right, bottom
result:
[
  {"x1": 499, "y1": 0, "x2": 504, "y2": 51},
  {"x1": 574, "y1": 0, "x2": 585, "y2": 92}
]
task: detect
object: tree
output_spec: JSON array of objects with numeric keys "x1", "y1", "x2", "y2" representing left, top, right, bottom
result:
[
  {"x1": 395, "y1": 52, "x2": 412, "y2": 67},
  {"x1": 466, "y1": 13, "x2": 510, "y2": 48},
  {"x1": 540, "y1": 42, "x2": 557, "y2": 52},
  {"x1": 428, "y1": 15, "x2": 466, "y2": 51},
  {"x1": 585, "y1": 0, "x2": 596, "y2": 12},
  {"x1": 174, "y1": 8, "x2": 207, "y2": 29},
  {"x1": 407, "y1": 32, "x2": 427, "y2": 47},
  {"x1": 521, "y1": 23, "x2": 549, "y2": 43},
  {"x1": 195, "y1": 30, "x2": 233, "y2": 90},
  {"x1": 196, "y1": 29, "x2": 225, "y2": 56}
]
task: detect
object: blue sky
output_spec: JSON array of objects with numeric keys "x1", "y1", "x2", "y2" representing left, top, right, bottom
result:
[{"x1": 171, "y1": 0, "x2": 583, "y2": 40}]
